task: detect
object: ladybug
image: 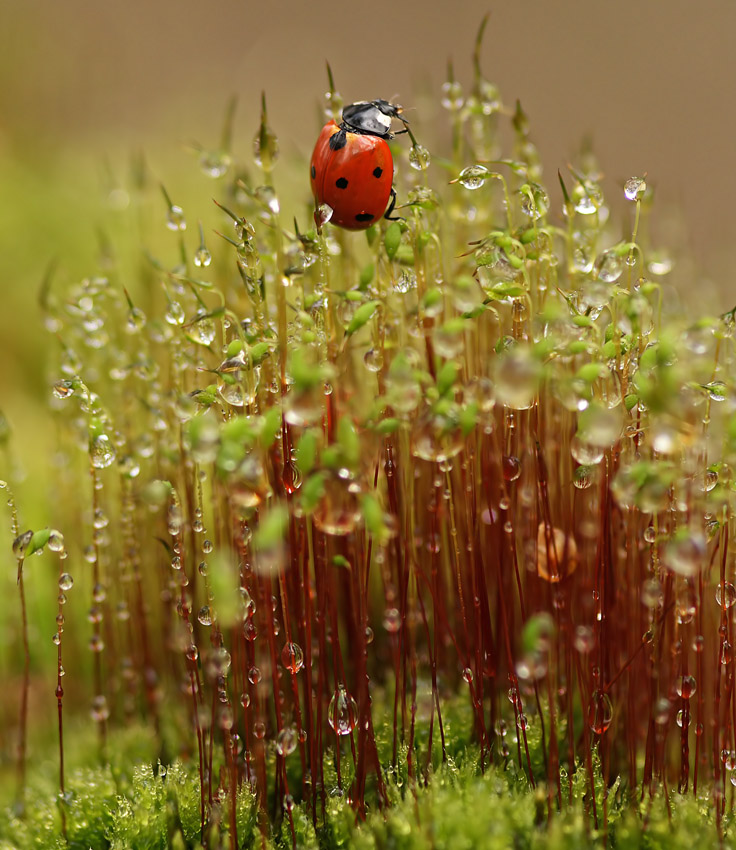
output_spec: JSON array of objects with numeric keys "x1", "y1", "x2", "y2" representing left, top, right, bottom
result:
[{"x1": 310, "y1": 99, "x2": 409, "y2": 230}]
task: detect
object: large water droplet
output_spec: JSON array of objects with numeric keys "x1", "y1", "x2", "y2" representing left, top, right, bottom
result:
[
  {"x1": 624, "y1": 176, "x2": 646, "y2": 201},
  {"x1": 328, "y1": 686, "x2": 358, "y2": 736},
  {"x1": 595, "y1": 249, "x2": 623, "y2": 283},
  {"x1": 165, "y1": 302, "x2": 186, "y2": 326},
  {"x1": 189, "y1": 313, "x2": 217, "y2": 346},
  {"x1": 494, "y1": 348, "x2": 540, "y2": 410},
  {"x1": 276, "y1": 726, "x2": 298, "y2": 757},
  {"x1": 281, "y1": 641, "x2": 304, "y2": 674},
  {"x1": 458, "y1": 165, "x2": 488, "y2": 190},
  {"x1": 665, "y1": 532, "x2": 705, "y2": 577},
  {"x1": 675, "y1": 674, "x2": 696, "y2": 699},
  {"x1": 90, "y1": 435, "x2": 116, "y2": 469},
  {"x1": 48, "y1": 530, "x2": 65, "y2": 553},
  {"x1": 52, "y1": 380, "x2": 75, "y2": 399},
  {"x1": 520, "y1": 184, "x2": 549, "y2": 220},
  {"x1": 535, "y1": 523, "x2": 578, "y2": 583},
  {"x1": 716, "y1": 582, "x2": 736, "y2": 609},
  {"x1": 408, "y1": 145, "x2": 431, "y2": 171},
  {"x1": 198, "y1": 605, "x2": 214, "y2": 626}
]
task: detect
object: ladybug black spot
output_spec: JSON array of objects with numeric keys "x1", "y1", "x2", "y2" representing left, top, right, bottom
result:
[
  {"x1": 355, "y1": 213, "x2": 374, "y2": 222},
  {"x1": 335, "y1": 177, "x2": 348, "y2": 189},
  {"x1": 329, "y1": 130, "x2": 347, "y2": 151},
  {"x1": 372, "y1": 167, "x2": 383, "y2": 179},
  {"x1": 310, "y1": 165, "x2": 316, "y2": 179}
]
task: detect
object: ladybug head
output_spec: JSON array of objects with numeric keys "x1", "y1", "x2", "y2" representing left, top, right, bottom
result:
[{"x1": 340, "y1": 99, "x2": 409, "y2": 139}]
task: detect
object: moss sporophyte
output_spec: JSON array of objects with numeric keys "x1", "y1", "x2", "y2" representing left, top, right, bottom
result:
[{"x1": 3, "y1": 21, "x2": 736, "y2": 850}]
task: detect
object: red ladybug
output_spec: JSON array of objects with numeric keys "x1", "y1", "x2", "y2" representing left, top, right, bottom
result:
[{"x1": 310, "y1": 99, "x2": 408, "y2": 230}]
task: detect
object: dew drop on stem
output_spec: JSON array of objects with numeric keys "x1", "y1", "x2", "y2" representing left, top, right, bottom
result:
[
  {"x1": 328, "y1": 686, "x2": 358, "y2": 736},
  {"x1": 457, "y1": 165, "x2": 488, "y2": 190}
]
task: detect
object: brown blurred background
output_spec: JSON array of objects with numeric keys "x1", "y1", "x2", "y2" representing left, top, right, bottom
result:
[{"x1": 2, "y1": 0, "x2": 736, "y2": 286}]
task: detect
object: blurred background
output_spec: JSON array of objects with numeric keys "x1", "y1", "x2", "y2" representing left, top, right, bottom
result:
[{"x1": 0, "y1": 0, "x2": 734, "y2": 519}]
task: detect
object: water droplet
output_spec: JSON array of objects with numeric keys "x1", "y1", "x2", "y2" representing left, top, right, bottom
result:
[
  {"x1": 166, "y1": 205, "x2": 186, "y2": 231},
  {"x1": 441, "y1": 80, "x2": 464, "y2": 111},
  {"x1": 502, "y1": 455, "x2": 521, "y2": 482},
  {"x1": 675, "y1": 585, "x2": 697, "y2": 624},
  {"x1": 647, "y1": 252, "x2": 673, "y2": 276},
  {"x1": 573, "y1": 183, "x2": 603, "y2": 215},
  {"x1": 595, "y1": 249, "x2": 623, "y2": 283},
  {"x1": 315, "y1": 203, "x2": 333, "y2": 228},
  {"x1": 394, "y1": 268, "x2": 417, "y2": 294},
  {"x1": 126, "y1": 306, "x2": 146, "y2": 334},
  {"x1": 665, "y1": 533, "x2": 705, "y2": 577},
  {"x1": 52, "y1": 380, "x2": 75, "y2": 399},
  {"x1": 328, "y1": 686, "x2": 358, "y2": 736},
  {"x1": 588, "y1": 690, "x2": 613, "y2": 734},
  {"x1": 458, "y1": 165, "x2": 488, "y2": 190},
  {"x1": 494, "y1": 348, "x2": 540, "y2": 410},
  {"x1": 520, "y1": 184, "x2": 549, "y2": 220},
  {"x1": 165, "y1": 302, "x2": 186, "y2": 326},
  {"x1": 570, "y1": 436, "x2": 605, "y2": 466},
  {"x1": 573, "y1": 625, "x2": 595, "y2": 654},
  {"x1": 433, "y1": 324, "x2": 463, "y2": 358},
  {"x1": 383, "y1": 607, "x2": 401, "y2": 633},
  {"x1": 276, "y1": 726, "x2": 298, "y2": 757},
  {"x1": 198, "y1": 606, "x2": 214, "y2": 626},
  {"x1": 641, "y1": 578, "x2": 663, "y2": 608},
  {"x1": 189, "y1": 314, "x2": 217, "y2": 346},
  {"x1": 199, "y1": 150, "x2": 231, "y2": 179},
  {"x1": 253, "y1": 125, "x2": 279, "y2": 169},
  {"x1": 675, "y1": 674, "x2": 696, "y2": 699},
  {"x1": 90, "y1": 434, "x2": 116, "y2": 469},
  {"x1": 408, "y1": 144, "x2": 431, "y2": 171},
  {"x1": 218, "y1": 380, "x2": 244, "y2": 407},
  {"x1": 573, "y1": 465, "x2": 594, "y2": 489},
  {"x1": 90, "y1": 694, "x2": 110, "y2": 722},
  {"x1": 535, "y1": 523, "x2": 578, "y2": 582},
  {"x1": 47, "y1": 530, "x2": 65, "y2": 552},
  {"x1": 363, "y1": 347, "x2": 383, "y2": 372},
  {"x1": 624, "y1": 176, "x2": 646, "y2": 201},
  {"x1": 716, "y1": 582, "x2": 736, "y2": 609},
  {"x1": 194, "y1": 246, "x2": 212, "y2": 268},
  {"x1": 281, "y1": 641, "x2": 304, "y2": 674},
  {"x1": 58, "y1": 573, "x2": 74, "y2": 591},
  {"x1": 89, "y1": 634, "x2": 104, "y2": 653},
  {"x1": 248, "y1": 666, "x2": 262, "y2": 685}
]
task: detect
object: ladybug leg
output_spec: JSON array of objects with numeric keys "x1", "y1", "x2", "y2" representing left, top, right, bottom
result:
[{"x1": 383, "y1": 187, "x2": 404, "y2": 222}]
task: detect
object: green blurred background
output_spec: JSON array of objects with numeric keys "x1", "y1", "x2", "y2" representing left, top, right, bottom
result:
[{"x1": 0, "y1": 0, "x2": 734, "y2": 774}]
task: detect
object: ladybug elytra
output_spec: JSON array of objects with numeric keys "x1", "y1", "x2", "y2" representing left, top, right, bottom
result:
[{"x1": 309, "y1": 99, "x2": 409, "y2": 230}]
